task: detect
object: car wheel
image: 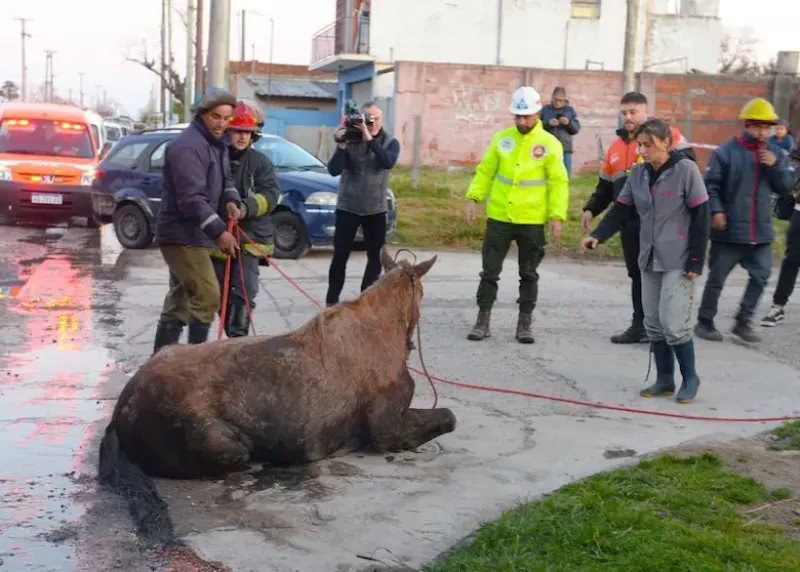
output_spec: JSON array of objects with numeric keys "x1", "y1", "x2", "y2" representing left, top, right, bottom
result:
[
  {"x1": 270, "y1": 210, "x2": 310, "y2": 259},
  {"x1": 113, "y1": 203, "x2": 153, "y2": 249}
]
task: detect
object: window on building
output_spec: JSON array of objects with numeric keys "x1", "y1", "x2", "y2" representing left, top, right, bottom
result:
[
  {"x1": 666, "y1": 0, "x2": 688, "y2": 14},
  {"x1": 571, "y1": 0, "x2": 601, "y2": 19}
]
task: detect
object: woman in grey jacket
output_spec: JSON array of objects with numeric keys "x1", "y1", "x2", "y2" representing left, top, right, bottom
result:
[{"x1": 582, "y1": 119, "x2": 711, "y2": 404}]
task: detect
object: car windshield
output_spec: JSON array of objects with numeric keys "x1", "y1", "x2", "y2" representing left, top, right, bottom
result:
[
  {"x1": 0, "y1": 118, "x2": 95, "y2": 159},
  {"x1": 252, "y1": 137, "x2": 325, "y2": 170},
  {"x1": 105, "y1": 126, "x2": 121, "y2": 141}
]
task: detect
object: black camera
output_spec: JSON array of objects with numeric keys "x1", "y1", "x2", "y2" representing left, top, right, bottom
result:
[{"x1": 341, "y1": 99, "x2": 375, "y2": 142}]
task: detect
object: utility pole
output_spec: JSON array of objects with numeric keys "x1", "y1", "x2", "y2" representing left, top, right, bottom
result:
[
  {"x1": 167, "y1": 0, "x2": 173, "y2": 124},
  {"x1": 206, "y1": 0, "x2": 231, "y2": 91},
  {"x1": 240, "y1": 10, "x2": 246, "y2": 61},
  {"x1": 68, "y1": 88, "x2": 73, "y2": 104},
  {"x1": 96, "y1": 85, "x2": 101, "y2": 110},
  {"x1": 78, "y1": 72, "x2": 86, "y2": 108},
  {"x1": 14, "y1": 17, "x2": 32, "y2": 101},
  {"x1": 185, "y1": 0, "x2": 195, "y2": 121},
  {"x1": 194, "y1": 0, "x2": 204, "y2": 101},
  {"x1": 44, "y1": 50, "x2": 56, "y2": 101},
  {"x1": 621, "y1": 0, "x2": 640, "y2": 94},
  {"x1": 159, "y1": 0, "x2": 167, "y2": 126}
]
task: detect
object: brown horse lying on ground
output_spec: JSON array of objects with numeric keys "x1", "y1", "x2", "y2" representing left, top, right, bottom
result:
[{"x1": 98, "y1": 247, "x2": 456, "y2": 544}]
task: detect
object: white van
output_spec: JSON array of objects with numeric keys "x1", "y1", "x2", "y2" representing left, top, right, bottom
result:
[{"x1": 84, "y1": 110, "x2": 106, "y2": 154}]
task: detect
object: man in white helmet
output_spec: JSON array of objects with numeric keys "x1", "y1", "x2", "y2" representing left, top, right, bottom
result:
[{"x1": 464, "y1": 86, "x2": 570, "y2": 344}]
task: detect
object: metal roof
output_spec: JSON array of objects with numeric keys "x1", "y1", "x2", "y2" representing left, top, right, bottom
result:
[{"x1": 248, "y1": 78, "x2": 338, "y2": 100}]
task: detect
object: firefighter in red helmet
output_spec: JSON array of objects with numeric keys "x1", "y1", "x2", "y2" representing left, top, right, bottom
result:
[{"x1": 210, "y1": 101, "x2": 280, "y2": 337}]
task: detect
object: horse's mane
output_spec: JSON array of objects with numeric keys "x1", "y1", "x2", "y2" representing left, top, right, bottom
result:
[{"x1": 287, "y1": 262, "x2": 415, "y2": 346}]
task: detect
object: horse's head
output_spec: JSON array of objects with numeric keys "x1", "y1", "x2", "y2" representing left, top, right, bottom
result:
[{"x1": 379, "y1": 246, "x2": 437, "y2": 317}]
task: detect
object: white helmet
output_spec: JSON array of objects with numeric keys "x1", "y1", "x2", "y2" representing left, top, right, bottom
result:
[{"x1": 509, "y1": 86, "x2": 542, "y2": 115}]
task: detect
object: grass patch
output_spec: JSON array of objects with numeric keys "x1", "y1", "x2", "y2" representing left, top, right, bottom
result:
[
  {"x1": 424, "y1": 452, "x2": 800, "y2": 571},
  {"x1": 389, "y1": 166, "x2": 789, "y2": 260},
  {"x1": 769, "y1": 421, "x2": 800, "y2": 451}
]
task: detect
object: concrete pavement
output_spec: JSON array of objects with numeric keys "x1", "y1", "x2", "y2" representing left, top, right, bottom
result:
[{"x1": 1, "y1": 225, "x2": 799, "y2": 571}]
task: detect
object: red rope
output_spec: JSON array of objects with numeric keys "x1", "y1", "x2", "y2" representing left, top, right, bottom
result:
[{"x1": 218, "y1": 225, "x2": 800, "y2": 424}]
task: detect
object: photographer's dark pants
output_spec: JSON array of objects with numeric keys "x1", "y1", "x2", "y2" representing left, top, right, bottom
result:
[
  {"x1": 326, "y1": 208, "x2": 387, "y2": 306},
  {"x1": 772, "y1": 210, "x2": 800, "y2": 306},
  {"x1": 621, "y1": 223, "x2": 645, "y2": 329},
  {"x1": 211, "y1": 252, "x2": 260, "y2": 337},
  {"x1": 476, "y1": 219, "x2": 546, "y2": 313}
]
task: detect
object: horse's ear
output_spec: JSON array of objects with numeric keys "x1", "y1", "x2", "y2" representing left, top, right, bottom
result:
[
  {"x1": 380, "y1": 246, "x2": 397, "y2": 272},
  {"x1": 413, "y1": 255, "x2": 437, "y2": 279}
]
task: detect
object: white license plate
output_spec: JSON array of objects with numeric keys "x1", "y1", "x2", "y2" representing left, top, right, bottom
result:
[{"x1": 31, "y1": 193, "x2": 63, "y2": 205}]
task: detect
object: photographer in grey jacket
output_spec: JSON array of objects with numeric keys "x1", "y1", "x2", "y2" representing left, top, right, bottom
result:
[{"x1": 325, "y1": 102, "x2": 400, "y2": 306}]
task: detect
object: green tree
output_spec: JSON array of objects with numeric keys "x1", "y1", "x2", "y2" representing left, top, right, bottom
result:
[{"x1": 0, "y1": 81, "x2": 20, "y2": 101}]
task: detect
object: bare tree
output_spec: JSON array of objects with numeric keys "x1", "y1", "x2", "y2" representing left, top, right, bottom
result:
[
  {"x1": 124, "y1": 5, "x2": 193, "y2": 106},
  {"x1": 719, "y1": 28, "x2": 776, "y2": 75}
]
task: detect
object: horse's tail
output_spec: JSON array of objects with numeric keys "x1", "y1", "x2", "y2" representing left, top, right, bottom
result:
[{"x1": 98, "y1": 422, "x2": 177, "y2": 545}]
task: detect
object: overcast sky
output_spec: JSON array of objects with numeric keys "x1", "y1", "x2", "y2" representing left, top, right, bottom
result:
[{"x1": 0, "y1": 0, "x2": 797, "y2": 117}]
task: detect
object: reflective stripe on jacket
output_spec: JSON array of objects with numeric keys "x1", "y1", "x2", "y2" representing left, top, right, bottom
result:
[
  {"x1": 465, "y1": 122, "x2": 569, "y2": 224},
  {"x1": 209, "y1": 243, "x2": 274, "y2": 260}
]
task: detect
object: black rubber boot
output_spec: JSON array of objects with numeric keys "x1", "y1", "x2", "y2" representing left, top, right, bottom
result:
[
  {"x1": 640, "y1": 341, "x2": 676, "y2": 397},
  {"x1": 152, "y1": 320, "x2": 184, "y2": 355},
  {"x1": 467, "y1": 309, "x2": 491, "y2": 341},
  {"x1": 610, "y1": 322, "x2": 648, "y2": 344},
  {"x1": 673, "y1": 339, "x2": 701, "y2": 404},
  {"x1": 515, "y1": 312, "x2": 535, "y2": 344},
  {"x1": 224, "y1": 303, "x2": 250, "y2": 338},
  {"x1": 187, "y1": 318, "x2": 211, "y2": 345}
]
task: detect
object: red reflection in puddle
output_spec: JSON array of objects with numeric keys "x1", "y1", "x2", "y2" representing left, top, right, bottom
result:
[{"x1": 1, "y1": 253, "x2": 115, "y2": 570}]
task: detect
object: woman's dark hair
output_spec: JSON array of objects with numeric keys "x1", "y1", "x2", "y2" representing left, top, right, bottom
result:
[{"x1": 634, "y1": 118, "x2": 672, "y2": 146}]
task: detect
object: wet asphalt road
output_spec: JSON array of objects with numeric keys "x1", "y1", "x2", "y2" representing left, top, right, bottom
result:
[{"x1": 0, "y1": 224, "x2": 123, "y2": 571}]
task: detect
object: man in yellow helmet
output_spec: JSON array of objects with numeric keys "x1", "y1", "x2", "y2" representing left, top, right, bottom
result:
[
  {"x1": 694, "y1": 97, "x2": 795, "y2": 344},
  {"x1": 464, "y1": 86, "x2": 569, "y2": 344}
]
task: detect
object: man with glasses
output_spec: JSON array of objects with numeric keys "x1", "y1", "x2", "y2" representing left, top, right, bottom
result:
[
  {"x1": 151, "y1": 90, "x2": 243, "y2": 354},
  {"x1": 541, "y1": 87, "x2": 581, "y2": 178}
]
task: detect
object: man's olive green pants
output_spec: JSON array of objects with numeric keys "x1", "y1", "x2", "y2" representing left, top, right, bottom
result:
[
  {"x1": 476, "y1": 219, "x2": 547, "y2": 313},
  {"x1": 159, "y1": 244, "x2": 221, "y2": 325}
]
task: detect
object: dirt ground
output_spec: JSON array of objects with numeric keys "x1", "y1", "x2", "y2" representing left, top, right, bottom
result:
[{"x1": 666, "y1": 431, "x2": 800, "y2": 539}]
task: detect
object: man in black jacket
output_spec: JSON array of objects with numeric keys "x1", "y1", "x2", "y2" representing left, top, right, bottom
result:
[
  {"x1": 541, "y1": 87, "x2": 581, "y2": 178},
  {"x1": 210, "y1": 101, "x2": 280, "y2": 337},
  {"x1": 325, "y1": 101, "x2": 400, "y2": 306},
  {"x1": 152, "y1": 90, "x2": 242, "y2": 354}
]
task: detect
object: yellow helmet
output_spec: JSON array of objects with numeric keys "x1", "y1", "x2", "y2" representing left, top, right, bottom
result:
[{"x1": 739, "y1": 98, "x2": 779, "y2": 123}]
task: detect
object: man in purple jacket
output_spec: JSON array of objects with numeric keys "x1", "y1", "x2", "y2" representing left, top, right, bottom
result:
[{"x1": 152, "y1": 90, "x2": 243, "y2": 354}]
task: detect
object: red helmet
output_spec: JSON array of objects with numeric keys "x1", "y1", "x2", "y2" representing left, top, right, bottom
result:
[{"x1": 229, "y1": 101, "x2": 260, "y2": 132}]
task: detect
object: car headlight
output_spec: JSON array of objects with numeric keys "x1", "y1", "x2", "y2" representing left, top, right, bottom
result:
[
  {"x1": 0, "y1": 164, "x2": 11, "y2": 182},
  {"x1": 305, "y1": 191, "x2": 337, "y2": 206},
  {"x1": 80, "y1": 169, "x2": 96, "y2": 186}
]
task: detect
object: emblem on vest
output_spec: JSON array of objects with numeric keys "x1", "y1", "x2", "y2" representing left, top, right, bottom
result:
[
  {"x1": 498, "y1": 137, "x2": 515, "y2": 152},
  {"x1": 531, "y1": 144, "x2": 546, "y2": 160}
]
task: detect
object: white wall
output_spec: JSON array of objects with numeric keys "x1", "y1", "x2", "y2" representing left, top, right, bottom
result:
[
  {"x1": 369, "y1": 0, "x2": 721, "y2": 74},
  {"x1": 645, "y1": 15, "x2": 723, "y2": 73}
]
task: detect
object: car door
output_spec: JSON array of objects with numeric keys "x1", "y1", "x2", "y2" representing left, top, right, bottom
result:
[
  {"x1": 137, "y1": 138, "x2": 172, "y2": 217},
  {"x1": 99, "y1": 140, "x2": 154, "y2": 196}
]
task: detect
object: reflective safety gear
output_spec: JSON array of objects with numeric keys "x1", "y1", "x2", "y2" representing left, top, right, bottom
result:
[
  {"x1": 210, "y1": 242, "x2": 274, "y2": 259},
  {"x1": 509, "y1": 86, "x2": 542, "y2": 115},
  {"x1": 465, "y1": 121, "x2": 569, "y2": 224},
  {"x1": 229, "y1": 101, "x2": 261, "y2": 132},
  {"x1": 739, "y1": 97, "x2": 779, "y2": 123}
]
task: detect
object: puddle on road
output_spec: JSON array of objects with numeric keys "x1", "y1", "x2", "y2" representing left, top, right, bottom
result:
[{"x1": 0, "y1": 232, "x2": 119, "y2": 571}]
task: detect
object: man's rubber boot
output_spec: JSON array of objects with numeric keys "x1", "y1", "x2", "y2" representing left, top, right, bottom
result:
[
  {"x1": 187, "y1": 318, "x2": 212, "y2": 345},
  {"x1": 152, "y1": 320, "x2": 184, "y2": 355},
  {"x1": 672, "y1": 339, "x2": 701, "y2": 404},
  {"x1": 732, "y1": 319, "x2": 761, "y2": 343},
  {"x1": 610, "y1": 323, "x2": 648, "y2": 344},
  {"x1": 224, "y1": 303, "x2": 250, "y2": 338},
  {"x1": 515, "y1": 312, "x2": 535, "y2": 344},
  {"x1": 694, "y1": 320, "x2": 723, "y2": 342},
  {"x1": 467, "y1": 309, "x2": 491, "y2": 341},
  {"x1": 640, "y1": 341, "x2": 676, "y2": 397}
]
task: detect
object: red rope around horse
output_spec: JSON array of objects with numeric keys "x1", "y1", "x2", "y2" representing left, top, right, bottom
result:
[{"x1": 217, "y1": 222, "x2": 800, "y2": 424}]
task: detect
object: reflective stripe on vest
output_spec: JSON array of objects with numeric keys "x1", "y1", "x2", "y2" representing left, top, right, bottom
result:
[{"x1": 495, "y1": 173, "x2": 547, "y2": 187}]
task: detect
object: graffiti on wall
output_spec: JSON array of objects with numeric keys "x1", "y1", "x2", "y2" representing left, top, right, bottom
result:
[{"x1": 451, "y1": 86, "x2": 503, "y2": 123}]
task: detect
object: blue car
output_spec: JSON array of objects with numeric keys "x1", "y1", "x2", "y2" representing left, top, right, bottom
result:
[{"x1": 90, "y1": 126, "x2": 398, "y2": 259}]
